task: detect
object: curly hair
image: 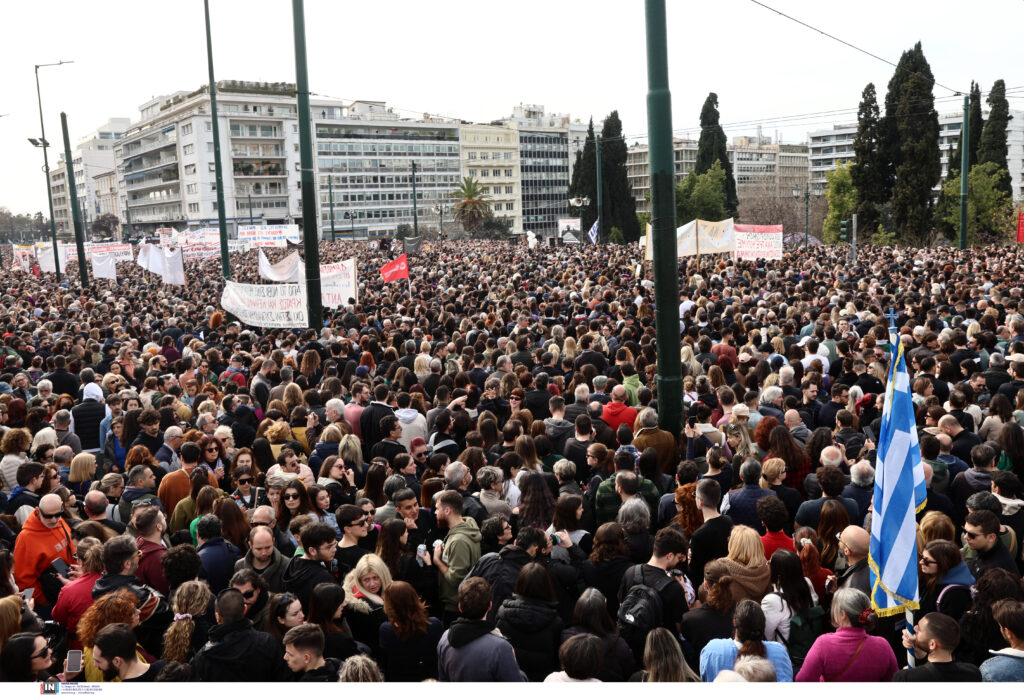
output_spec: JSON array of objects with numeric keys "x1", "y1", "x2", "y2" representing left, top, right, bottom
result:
[
  {"x1": 76, "y1": 589, "x2": 137, "y2": 647},
  {"x1": 161, "y1": 581, "x2": 211, "y2": 663},
  {"x1": 672, "y1": 483, "x2": 701, "y2": 536},
  {"x1": 588, "y1": 522, "x2": 630, "y2": 564},
  {"x1": 0, "y1": 428, "x2": 31, "y2": 455},
  {"x1": 753, "y1": 416, "x2": 778, "y2": 452},
  {"x1": 125, "y1": 444, "x2": 157, "y2": 470}
]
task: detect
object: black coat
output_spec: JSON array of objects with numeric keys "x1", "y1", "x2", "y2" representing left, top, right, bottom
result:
[
  {"x1": 282, "y1": 556, "x2": 335, "y2": 613},
  {"x1": 495, "y1": 595, "x2": 563, "y2": 682},
  {"x1": 198, "y1": 537, "x2": 241, "y2": 594},
  {"x1": 191, "y1": 618, "x2": 285, "y2": 682},
  {"x1": 582, "y1": 556, "x2": 634, "y2": 620},
  {"x1": 378, "y1": 617, "x2": 444, "y2": 681}
]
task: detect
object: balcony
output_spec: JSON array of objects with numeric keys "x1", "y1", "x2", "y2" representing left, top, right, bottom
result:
[
  {"x1": 123, "y1": 135, "x2": 177, "y2": 160},
  {"x1": 233, "y1": 163, "x2": 287, "y2": 178},
  {"x1": 231, "y1": 148, "x2": 285, "y2": 159},
  {"x1": 126, "y1": 175, "x2": 180, "y2": 193},
  {"x1": 123, "y1": 154, "x2": 178, "y2": 177}
]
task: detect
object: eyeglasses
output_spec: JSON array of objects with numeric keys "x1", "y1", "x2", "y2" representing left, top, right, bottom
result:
[
  {"x1": 30, "y1": 645, "x2": 51, "y2": 660},
  {"x1": 963, "y1": 529, "x2": 983, "y2": 540},
  {"x1": 39, "y1": 509, "x2": 62, "y2": 520},
  {"x1": 509, "y1": 396, "x2": 521, "y2": 401},
  {"x1": 237, "y1": 478, "x2": 253, "y2": 485},
  {"x1": 413, "y1": 451, "x2": 427, "y2": 458},
  {"x1": 238, "y1": 588, "x2": 257, "y2": 600},
  {"x1": 282, "y1": 493, "x2": 300, "y2": 501},
  {"x1": 919, "y1": 557, "x2": 938, "y2": 566},
  {"x1": 132, "y1": 499, "x2": 156, "y2": 508},
  {"x1": 347, "y1": 518, "x2": 368, "y2": 528},
  {"x1": 206, "y1": 447, "x2": 219, "y2": 452}
]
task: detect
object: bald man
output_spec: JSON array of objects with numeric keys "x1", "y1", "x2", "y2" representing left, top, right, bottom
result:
[
  {"x1": 13, "y1": 494, "x2": 77, "y2": 608},
  {"x1": 835, "y1": 526, "x2": 870, "y2": 595},
  {"x1": 601, "y1": 384, "x2": 638, "y2": 433},
  {"x1": 83, "y1": 489, "x2": 127, "y2": 534},
  {"x1": 784, "y1": 409, "x2": 811, "y2": 445}
]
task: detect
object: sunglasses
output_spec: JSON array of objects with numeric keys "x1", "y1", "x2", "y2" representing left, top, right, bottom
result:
[
  {"x1": 963, "y1": 529, "x2": 983, "y2": 540},
  {"x1": 39, "y1": 509, "x2": 62, "y2": 520},
  {"x1": 238, "y1": 588, "x2": 257, "y2": 600},
  {"x1": 347, "y1": 518, "x2": 368, "y2": 528},
  {"x1": 237, "y1": 478, "x2": 253, "y2": 485},
  {"x1": 206, "y1": 447, "x2": 219, "y2": 452},
  {"x1": 414, "y1": 452, "x2": 427, "y2": 458},
  {"x1": 509, "y1": 396, "x2": 521, "y2": 401},
  {"x1": 282, "y1": 493, "x2": 300, "y2": 501},
  {"x1": 30, "y1": 645, "x2": 51, "y2": 659},
  {"x1": 132, "y1": 499, "x2": 156, "y2": 508}
]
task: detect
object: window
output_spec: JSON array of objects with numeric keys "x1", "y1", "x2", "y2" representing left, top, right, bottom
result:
[
  {"x1": 182, "y1": 144, "x2": 194, "y2": 155},
  {"x1": 505, "y1": 169, "x2": 512, "y2": 177},
  {"x1": 207, "y1": 143, "x2": 215, "y2": 152},
  {"x1": 506, "y1": 202, "x2": 514, "y2": 211},
  {"x1": 494, "y1": 203, "x2": 501, "y2": 211},
  {"x1": 181, "y1": 124, "x2": 193, "y2": 136},
  {"x1": 184, "y1": 164, "x2": 196, "y2": 175},
  {"x1": 480, "y1": 169, "x2": 489, "y2": 177},
  {"x1": 188, "y1": 202, "x2": 199, "y2": 213},
  {"x1": 493, "y1": 152, "x2": 501, "y2": 160},
  {"x1": 205, "y1": 121, "x2": 212, "y2": 131},
  {"x1": 504, "y1": 152, "x2": 512, "y2": 160},
  {"x1": 505, "y1": 185, "x2": 513, "y2": 194},
  {"x1": 186, "y1": 183, "x2": 198, "y2": 194},
  {"x1": 492, "y1": 169, "x2": 500, "y2": 177},
  {"x1": 468, "y1": 152, "x2": 477, "y2": 160},
  {"x1": 480, "y1": 152, "x2": 489, "y2": 160}
]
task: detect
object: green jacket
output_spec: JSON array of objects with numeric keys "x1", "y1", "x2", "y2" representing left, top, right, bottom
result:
[
  {"x1": 438, "y1": 518, "x2": 482, "y2": 611},
  {"x1": 594, "y1": 472, "x2": 660, "y2": 526},
  {"x1": 623, "y1": 374, "x2": 642, "y2": 407}
]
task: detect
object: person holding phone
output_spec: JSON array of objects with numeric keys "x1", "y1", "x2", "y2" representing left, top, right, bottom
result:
[{"x1": 12, "y1": 493, "x2": 78, "y2": 611}]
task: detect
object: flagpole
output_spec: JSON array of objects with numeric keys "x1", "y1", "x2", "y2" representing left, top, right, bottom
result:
[{"x1": 906, "y1": 608, "x2": 916, "y2": 667}]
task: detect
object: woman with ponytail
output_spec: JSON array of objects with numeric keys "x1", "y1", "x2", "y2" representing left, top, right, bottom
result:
[
  {"x1": 680, "y1": 559, "x2": 737, "y2": 670},
  {"x1": 795, "y1": 587, "x2": 898, "y2": 682},
  {"x1": 699, "y1": 599, "x2": 793, "y2": 681},
  {"x1": 161, "y1": 580, "x2": 213, "y2": 663}
]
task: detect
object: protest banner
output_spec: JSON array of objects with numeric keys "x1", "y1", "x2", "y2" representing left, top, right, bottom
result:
[
  {"x1": 238, "y1": 225, "x2": 296, "y2": 249},
  {"x1": 221, "y1": 281, "x2": 308, "y2": 328},
  {"x1": 156, "y1": 227, "x2": 178, "y2": 245},
  {"x1": 321, "y1": 258, "x2": 358, "y2": 307},
  {"x1": 182, "y1": 243, "x2": 220, "y2": 260},
  {"x1": 403, "y1": 236, "x2": 422, "y2": 255},
  {"x1": 380, "y1": 254, "x2": 409, "y2": 283},
  {"x1": 258, "y1": 249, "x2": 302, "y2": 283},
  {"x1": 11, "y1": 245, "x2": 35, "y2": 272},
  {"x1": 733, "y1": 224, "x2": 784, "y2": 260},
  {"x1": 558, "y1": 218, "x2": 581, "y2": 237},
  {"x1": 676, "y1": 218, "x2": 736, "y2": 257},
  {"x1": 91, "y1": 253, "x2": 118, "y2": 280}
]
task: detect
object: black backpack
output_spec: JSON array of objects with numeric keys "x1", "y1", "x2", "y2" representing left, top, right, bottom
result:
[
  {"x1": 771, "y1": 593, "x2": 827, "y2": 669},
  {"x1": 617, "y1": 565, "x2": 673, "y2": 649}
]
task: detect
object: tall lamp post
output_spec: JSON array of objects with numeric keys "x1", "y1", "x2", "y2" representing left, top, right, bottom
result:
[
  {"x1": 792, "y1": 183, "x2": 820, "y2": 249},
  {"x1": 568, "y1": 196, "x2": 590, "y2": 241},
  {"x1": 433, "y1": 203, "x2": 450, "y2": 239},
  {"x1": 31, "y1": 59, "x2": 73, "y2": 279},
  {"x1": 343, "y1": 211, "x2": 356, "y2": 238}
]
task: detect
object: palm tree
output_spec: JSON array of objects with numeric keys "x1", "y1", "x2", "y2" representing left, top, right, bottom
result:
[{"x1": 449, "y1": 176, "x2": 490, "y2": 234}]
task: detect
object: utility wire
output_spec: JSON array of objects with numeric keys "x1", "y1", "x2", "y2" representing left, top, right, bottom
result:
[{"x1": 748, "y1": 0, "x2": 963, "y2": 95}]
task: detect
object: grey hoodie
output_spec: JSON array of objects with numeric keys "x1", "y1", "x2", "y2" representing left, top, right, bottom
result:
[{"x1": 543, "y1": 417, "x2": 575, "y2": 455}]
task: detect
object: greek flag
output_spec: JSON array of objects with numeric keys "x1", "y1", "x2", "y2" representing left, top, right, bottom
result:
[
  {"x1": 868, "y1": 338, "x2": 927, "y2": 616},
  {"x1": 587, "y1": 220, "x2": 598, "y2": 245}
]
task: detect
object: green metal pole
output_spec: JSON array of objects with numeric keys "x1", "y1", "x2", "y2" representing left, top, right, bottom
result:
[
  {"x1": 959, "y1": 95, "x2": 969, "y2": 250},
  {"x1": 439, "y1": 206, "x2": 443, "y2": 239},
  {"x1": 595, "y1": 133, "x2": 603, "y2": 242},
  {"x1": 411, "y1": 161, "x2": 419, "y2": 237},
  {"x1": 34, "y1": 65, "x2": 62, "y2": 280},
  {"x1": 644, "y1": 0, "x2": 682, "y2": 439},
  {"x1": 804, "y1": 186, "x2": 809, "y2": 250},
  {"x1": 292, "y1": 0, "x2": 322, "y2": 329},
  {"x1": 60, "y1": 112, "x2": 89, "y2": 288},
  {"x1": 350, "y1": 213, "x2": 354, "y2": 238},
  {"x1": 248, "y1": 192, "x2": 253, "y2": 225},
  {"x1": 204, "y1": 0, "x2": 230, "y2": 280},
  {"x1": 329, "y1": 178, "x2": 335, "y2": 240}
]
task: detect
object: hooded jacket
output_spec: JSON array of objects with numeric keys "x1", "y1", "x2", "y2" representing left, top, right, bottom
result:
[
  {"x1": 622, "y1": 373, "x2": 642, "y2": 406},
  {"x1": 136, "y1": 537, "x2": 169, "y2": 597},
  {"x1": 190, "y1": 618, "x2": 284, "y2": 682},
  {"x1": 300, "y1": 657, "x2": 341, "y2": 682},
  {"x1": 437, "y1": 618, "x2": 527, "y2": 682},
  {"x1": 282, "y1": 555, "x2": 335, "y2": 612},
  {"x1": 495, "y1": 595, "x2": 563, "y2": 682},
  {"x1": 464, "y1": 545, "x2": 533, "y2": 625},
  {"x1": 13, "y1": 510, "x2": 75, "y2": 605},
  {"x1": 71, "y1": 385, "x2": 107, "y2": 450},
  {"x1": 601, "y1": 401, "x2": 639, "y2": 433},
  {"x1": 118, "y1": 486, "x2": 163, "y2": 522},
  {"x1": 234, "y1": 545, "x2": 290, "y2": 593},
  {"x1": 307, "y1": 440, "x2": 339, "y2": 475},
  {"x1": 543, "y1": 417, "x2": 575, "y2": 456},
  {"x1": 721, "y1": 558, "x2": 771, "y2": 602},
  {"x1": 395, "y1": 408, "x2": 428, "y2": 449},
  {"x1": 198, "y1": 537, "x2": 240, "y2": 594},
  {"x1": 438, "y1": 518, "x2": 482, "y2": 612}
]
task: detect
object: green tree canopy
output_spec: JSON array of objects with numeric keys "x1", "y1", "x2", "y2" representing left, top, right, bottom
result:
[
  {"x1": 696, "y1": 93, "x2": 738, "y2": 218},
  {"x1": 569, "y1": 118, "x2": 598, "y2": 232},
  {"x1": 449, "y1": 176, "x2": 490, "y2": 234},
  {"x1": 978, "y1": 79, "x2": 1013, "y2": 198},
  {"x1": 939, "y1": 161, "x2": 1015, "y2": 246},
  {"x1": 599, "y1": 111, "x2": 640, "y2": 243},
  {"x1": 676, "y1": 160, "x2": 727, "y2": 225},
  {"x1": 891, "y1": 70, "x2": 941, "y2": 245},
  {"x1": 850, "y1": 83, "x2": 885, "y2": 238},
  {"x1": 822, "y1": 164, "x2": 857, "y2": 244}
]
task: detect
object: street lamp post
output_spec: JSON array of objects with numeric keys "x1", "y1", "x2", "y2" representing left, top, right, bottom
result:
[
  {"x1": 344, "y1": 211, "x2": 355, "y2": 238},
  {"x1": 32, "y1": 59, "x2": 73, "y2": 279},
  {"x1": 328, "y1": 178, "x2": 336, "y2": 241},
  {"x1": 433, "y1": 204, "x2": 450, "y2": 239},
  {"x1": 568, "y1": 196, "x2": 590, "y2": 241},
  {"x1": 792, "y1": 183, "x2": 820, "y2": 249}
]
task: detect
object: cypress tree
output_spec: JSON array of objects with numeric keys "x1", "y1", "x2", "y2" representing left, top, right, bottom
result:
[
  {"x1": 850, "y1": 83, "x2": 885, "y2": 236},
  {"x1": 892, "y1": 72, "x2": 941, "y2": 245},
  {"x1": 695, "y1": 93, "x2": 738, "y2": 218},
  {"x1": 880, "y1": 42, "x2": 934, "y2": 200},
  {"x1": 948, "y1": 81, "x2": 983, "y2": 179},
  {"x1": 599, "y1": 111, "x2": 641, "y2": 243},
  {"x1": 977, "y1": 79, "x2": 1013, "y2": 198},
  {"x1": 569, "y1": 119, "x2": 598, "y2": 232}
]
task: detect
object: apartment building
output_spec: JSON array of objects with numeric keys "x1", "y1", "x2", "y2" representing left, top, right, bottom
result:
[{"x1": 459, "y1": 123, "x2": 521, "y2": 234}]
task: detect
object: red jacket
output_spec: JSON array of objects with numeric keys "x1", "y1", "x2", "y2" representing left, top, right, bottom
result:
[
  {"x1": 51, "y1": 571, "x2": 100, "y2": 645},
  {"x1": 136, "y1": 537, "x2": 169, "y2": 597},
  {"x1": 760, "y1": 530, "x2": 796, "y2": 560},
  {"x1": 601, "y1": 401, "x2": 638, "y2": 434},
  {"x1": 13, "y1": 510, "x2": 76, "y2": 605}
]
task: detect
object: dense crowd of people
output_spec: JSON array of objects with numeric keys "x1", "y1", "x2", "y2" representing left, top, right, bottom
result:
[{"x1": 0, "y1": 238, "x2": 1023, "y2": 682}]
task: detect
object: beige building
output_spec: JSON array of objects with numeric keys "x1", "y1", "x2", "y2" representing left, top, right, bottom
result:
[
  {"x1": 626, "y1": 137, "x2": 809, "y2": 214},
  {"x1": 459, "y1": 123, "x2": 522, "y2": 234}
]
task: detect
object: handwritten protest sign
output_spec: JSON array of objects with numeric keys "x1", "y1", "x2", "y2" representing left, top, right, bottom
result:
[
  {"x1": 221, "y1": 281, "x2": 308, "y2": 328},
  {"x1": 734, "y1": 224, "x2": 784, "y2": 260}
]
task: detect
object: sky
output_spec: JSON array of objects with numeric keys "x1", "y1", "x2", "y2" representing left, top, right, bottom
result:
[{"x1": 2, "y1": 0, "x2": 1022, "y2": 216}]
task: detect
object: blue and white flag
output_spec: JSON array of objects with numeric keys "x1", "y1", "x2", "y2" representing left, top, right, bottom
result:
[
  {"x1": 868, "y1": 339, "x2": 926, "y2": 617},
  {"x1": 587, "y1": 220, "x2": 598, "y2": 245}
]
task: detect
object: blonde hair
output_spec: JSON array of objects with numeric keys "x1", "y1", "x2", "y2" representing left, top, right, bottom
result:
[
  {"x1": 760, "y1": 458, "x2": 786, "y2": 490},
  {"x1": 728, "y1": 525, "x2": 767, "y2": 568},
  {"x1": 339, "y1": 654, "x2": 382, "y2": 682},
  {"x1": 344, "y1": 553, "x2": 393, "y2": 604},
  {"x1": 321, "y1": 425, "x2": 344, "y2": 444},
  {"x1": 68, "y1": 452, "x2": 97, "y2": 484},
  {"x1": 0, "y1": 595, "x2": 24, "y2": 649},
  {"x1": 161, "y1": 580, "x2": 212, "y2": 663},
  {"x1": 266, "y1": 421, "x2": 292, "y2": 443}
]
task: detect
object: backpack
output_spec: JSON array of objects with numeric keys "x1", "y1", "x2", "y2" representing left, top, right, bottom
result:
[
  {"x1": 771, "y1": 593, "x2": 827, "y2": 670},
  {"x1": 617, "y1": 565, "x2": 673, "y2": 650}
]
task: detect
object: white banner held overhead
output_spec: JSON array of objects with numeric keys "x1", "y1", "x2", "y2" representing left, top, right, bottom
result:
[
  {"x1": 258, "y1": 249, "x2": 303, "y2": 283},
  {"x1": 91, "y1": 252, "x2": 118, "y2": 280},
  {"x1": 676, "y1": 218, "x2": 736, "y2": 257},
  {"x1": 238, "y1": 224, "x2": 296, "y2": 249},
  {"x1": 161, "y1": 247, "x2": 185, "y2": 285},
  {"x1": 733, "y1": 224, "x2": 784, "y2": 260},
  {"x1": 321, "y1": 258, "x2": 358, "y2": 307},
  {"x1": 221, "y1": 281, "x2": 308, "y2": 328},
  {"x1": 156, "y1": 227, "x2": 178, "y2": 246}
]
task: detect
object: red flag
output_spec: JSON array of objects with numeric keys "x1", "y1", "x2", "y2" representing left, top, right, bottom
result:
[
  {"x1": 1017, "y1": 212, "x2": 1024, "y2": 243},
  {"x1": 380, "y1": 253, "x2": 409, "y2": 282}
]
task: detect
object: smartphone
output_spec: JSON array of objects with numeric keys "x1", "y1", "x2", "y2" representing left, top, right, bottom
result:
[
  {"x1": 66, "y1": 650, "x2": 83, "y2": 673},
  {"x1": 864, "y1": 426, "x2": 878, "y2": 444},
  {"x1": 51, "y1": 558, "x2": 70, "y2": 578},
  {"x1": 21, "y1": 587, "x2": 34, "y2": 601},
  {"x1": 687, "y1": 416, "x2": 697, "y2": 428}
]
